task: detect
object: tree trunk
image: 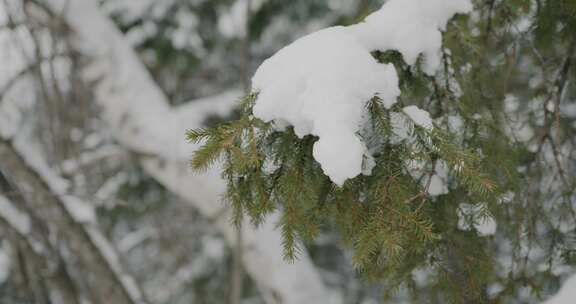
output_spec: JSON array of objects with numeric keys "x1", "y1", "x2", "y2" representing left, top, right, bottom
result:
[{"x1": 0, "y1": 138, "x2": 145, "y2": 304}]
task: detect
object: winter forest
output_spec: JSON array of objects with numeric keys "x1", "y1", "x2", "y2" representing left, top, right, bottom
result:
[{"x1": 0, "y1": 0, "x2": 575, "y2": 303}]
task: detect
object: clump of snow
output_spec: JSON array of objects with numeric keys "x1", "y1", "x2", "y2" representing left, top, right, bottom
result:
[
  {"x1": 252, "y1": 26, "x2": 399, "y2": 186},
  {"x1": 349, "y1": 0, "x2": 472, "y2": 74},
  {"x1": 251, "y1": 0, "x2": 470, "y2": 185},
  {"x1": 428, "y1": 175, "x2": 448, "y2": 196},
  {"x1": 403, "y1": 105, "x2": 434, "y2": 130},
  {"x1": 457, "y1": 203, "x2": 497, "y2": 237},
  {"x1": 476, "y1": 217, "x2": 497, "y2": 237},
  {"x1": 406, "y1": 160, "x2": 448, "y2": 196},
  {"x1": 427, "y1": 161, "x2": 449, "y2": 196},
  {"x1": 543, "y1": 274, "x2": 576, "y2": 304}
]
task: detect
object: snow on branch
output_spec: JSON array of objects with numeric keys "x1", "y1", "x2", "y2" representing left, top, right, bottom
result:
[
  {"x1": 0, "y1": 195, "x2": 31, "y2": 235},
  {"x1": 0, "y1": 138, "x2": 146, "y2": 304},
  {"x1": 251, "y1": 0, "x2": 472, "y2": 185},
  {"x1": 349, "y1": 0, "x2": 473, "y2": 74},
  {"x1": 544, "y1": 274, "x2": 576, "y2": 304}
]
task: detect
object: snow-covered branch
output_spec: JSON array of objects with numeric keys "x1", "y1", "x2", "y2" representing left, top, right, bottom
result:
[
  {"x1": 0, "y1": 138, "x2": 146, "y2": 304},
  {"x1": 544, "y1": 274, "x2": 576, "y2": 304}
]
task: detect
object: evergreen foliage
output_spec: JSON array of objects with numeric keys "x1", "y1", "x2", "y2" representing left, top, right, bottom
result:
[
  {"x1": 188, "y1": 44, "x2": 504, "y2": 295},
  {"x1": 185, "y1": 0, "x2": 576, "y2": 302}
]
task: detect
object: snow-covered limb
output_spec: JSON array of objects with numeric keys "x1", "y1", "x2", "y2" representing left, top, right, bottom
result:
[
  {"x1": 0, "y1": 198, "x2": 80, "y2": 304},
  {"x1": 61, "y1": 145, "x2": 124, "y2": 175},
  {"x1": 0, "y1": 195, "x2": 31, "y2": 235},
  {"x1": 0, "y1": 167, "x2": 83, "y2": 303},
  {"x1": 251, "y1": 0, "x2": 472, "y2": 185},
  {"x1": 43, "y1": 0, "x2": 329, "y2": 302},
  {"x1": 543, "y1": 274, "x2": 576, "y2": 304},
  {"x1": 0, "y1": 138, "x2": 146, "y2": 304}
]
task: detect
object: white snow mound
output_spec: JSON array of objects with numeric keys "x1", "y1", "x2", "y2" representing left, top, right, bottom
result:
[
  {"x1": 350, "y1": 0, "x2": 473, "y2": 74},
  {"x1": 251, "y1": 0, "x2": 472, "y2": 185},
  {"x1": 252, "y1": 26, "x2": 399, "y2": 186}
]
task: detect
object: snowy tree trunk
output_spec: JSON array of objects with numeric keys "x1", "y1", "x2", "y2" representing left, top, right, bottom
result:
[
  {"x1": 0, "y1": 183, "x2": 80, "y2": 304},
  {"x1": 41, "y1": 0, "x2": 329, "y2": 303},
  {"x1": 0, "y1": 139, "x2": 145, "y2": 304}
]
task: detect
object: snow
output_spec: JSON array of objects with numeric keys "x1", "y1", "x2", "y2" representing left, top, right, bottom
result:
[
  {"x1": 86, "y1": 228, "x2": 145, "y2": 303},
  {"x1": 218, "y1": 0, "x2": 249, "y2": 38},
  {"x1": 406, "y1": 160, "x2": 448, "y2": 196},
  {"x1": 251, "y1": 0, "x2": 470, "y2": 185},
  {"x1": 0, "y1": 195, "x2": 31, "y2": 235},
  {"x1": 457, "y1": 203, "x2": 497, "y2": 237},
  {"x1": 390, "y1": 112, "x2": 413, "y2": 142},
  {"x1": 476, "y1": 217, "x2": 497, "y2": 237},
  {"x1": 0, "y1": 97, "x2": 22, "y2": 139},
  {"x1": 252, "y1": 26, "x2": 399, "y2": 186},
  {"x1": 62, "y1": 196, "x2": 97, "y2": 223},
  {"x1": 10, "y1": 132, "x2": 144, "y2": 302},
  {"x1": 543, "y1": 274, "x2": 576, "y2": 304},
  {"x1": 0, "y1": 244, "x2": 10, "y2": 284},
  {"x1": 176, "y1": 89, "x2": 241, "y2": 129},
  {"x1": 117, "y1": 229, "x2": 156, "y2": 253},
  {"x1": 202, "y1": 236, "x2": 225, "y2": 261},
  {"x1": 349, "y1": 0, "x2": 472, "y2": 74},
  {"x1": 61, "y1": 145, "x2": 123, "y2": 175},
  {"x1": 427, "y1": 175, "x2": 448, "y2": 196},
  {"x1": 403, "y1": 105, "x2": 434, "y2": 130},
  {"x1": 10, "y1": 133, "x2": 101, "y2": 224},
  {"x1": 101, "y1": 0, "x2": 158, "y2": 23},
  {"x1": 427, "y1": 161, "x2": 449, "y2": 196},
  {"x1": 5, "y1": 135, "x2": 142, "y2": 301},
  {"x1": 95, "y1": 172, "x2": 128, "y2": 202},
  {"x1": 0, "y1": 97, "x2": 141, "y2": 301}
]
